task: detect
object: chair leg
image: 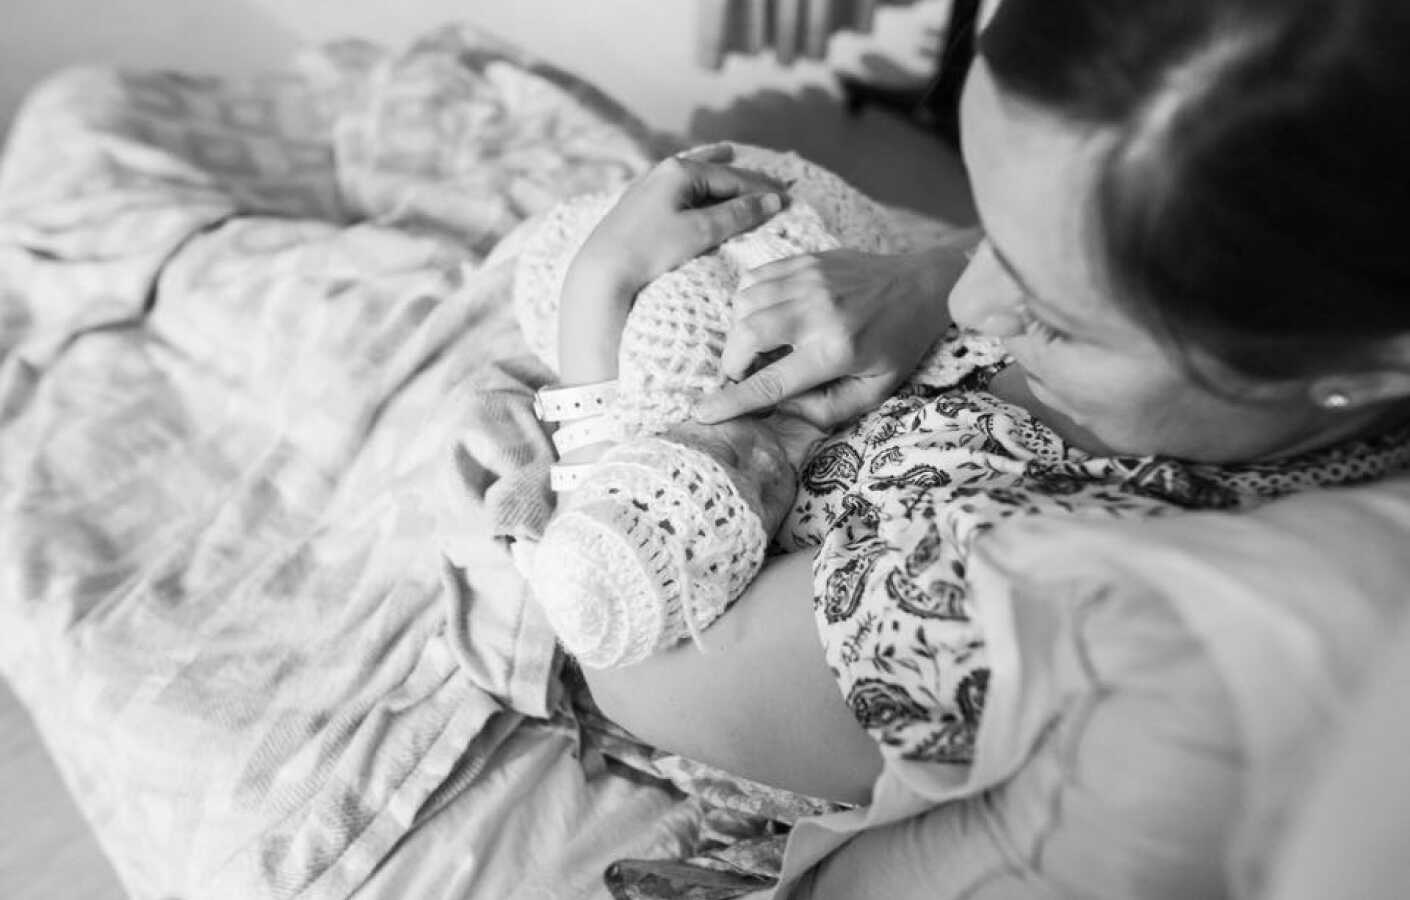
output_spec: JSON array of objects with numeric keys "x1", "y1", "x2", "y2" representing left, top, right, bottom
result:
[{"x1": 836, "y1": 0, "x2": 981, "y2": 148}]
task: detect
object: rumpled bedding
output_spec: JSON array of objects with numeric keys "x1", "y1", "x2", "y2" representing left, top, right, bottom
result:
[
  {"x1": 7, "y1": 22, "x2": 1410, "y2": 900},
  {"x1": 0, "y1": 25, "x2": 690, "y2": 900}
]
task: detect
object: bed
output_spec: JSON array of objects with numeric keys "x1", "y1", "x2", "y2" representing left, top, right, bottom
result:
[
  {"x1": 3, "y1": 22, "x2": 1409, "y2": 900},
  {"x1": 0, "y1": 26, "x2": 727, "y2": 899}
]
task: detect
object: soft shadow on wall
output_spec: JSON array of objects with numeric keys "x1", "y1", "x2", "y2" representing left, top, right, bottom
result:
[
  {"x1": 0, "y1": 0, "x2": 300, "y2": 135},
  {"x1": 685, "y1": 5, "x2": 978, "y2": 224},
  {"x1": 689, "y1": 83, "x2": 975, "y2": 225}
]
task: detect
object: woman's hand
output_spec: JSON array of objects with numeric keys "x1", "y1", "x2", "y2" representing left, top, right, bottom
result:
[
  {"x1": 558, "y1": 145, "x2": 786, "y2": 386},
  {"x1": 694, "y1": 229, "x2": 982, "y2": 429}
]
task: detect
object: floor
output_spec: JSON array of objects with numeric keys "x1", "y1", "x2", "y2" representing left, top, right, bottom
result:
[{"x1": 0, "y1": 680, "x2": 124, "y2": 899}]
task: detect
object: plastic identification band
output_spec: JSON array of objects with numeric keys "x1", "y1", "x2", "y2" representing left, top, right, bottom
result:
[
  {"x1": 549, "y1": 463, "x2": 595, "y2": 493},
  {"x1": 532, "y1": 380, "x2": 618, "y2": 423},
  {"x1": 552, "y1": 415, "x2": 621, "y2": 456}
]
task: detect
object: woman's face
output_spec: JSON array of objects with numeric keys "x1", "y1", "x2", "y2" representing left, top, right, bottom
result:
[{"x1": 949, "y1": 59, "x2": 1326, "y2": 462}]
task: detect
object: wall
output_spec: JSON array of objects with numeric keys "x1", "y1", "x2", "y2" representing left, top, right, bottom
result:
[
  {"x1": 248, "y1": 0, "x2": 949, "y2": 134},
  {"x1": 0, "y1": 0, "x2": 299, "y2": 132},
  {"x1": 1, "y1": 0, "x2": 972, "y2": 219}
]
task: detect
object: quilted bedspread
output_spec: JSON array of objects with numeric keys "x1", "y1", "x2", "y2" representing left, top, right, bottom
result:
[{"x1": 0, "y1": 27, "x2": 662, "y2": 899}]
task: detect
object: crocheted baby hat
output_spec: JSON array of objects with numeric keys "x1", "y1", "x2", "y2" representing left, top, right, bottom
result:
[
  {"x1": 517, "y1": 144, "x2": 912, "y2": 668},
  {"x1": 528, "y1": 433, "x2": 774, "y2": 668},
  {"x1": 512, "y1": 142, "x2": 910, "y2": 407}
]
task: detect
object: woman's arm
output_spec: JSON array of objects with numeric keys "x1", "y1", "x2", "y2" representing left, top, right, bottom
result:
[{"x1": 580, "y1": 549, "x2": 883, "y2": 806}]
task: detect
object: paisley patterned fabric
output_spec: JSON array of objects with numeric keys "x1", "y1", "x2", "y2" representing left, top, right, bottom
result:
[{"x1": 781, "y1": 334, "x2": 1410, "y2": 763}]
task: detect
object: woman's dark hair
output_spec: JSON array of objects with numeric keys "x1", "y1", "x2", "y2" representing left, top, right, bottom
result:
[{"x1": 980, "y1": 0, "x2": 1410, "y2": 381}]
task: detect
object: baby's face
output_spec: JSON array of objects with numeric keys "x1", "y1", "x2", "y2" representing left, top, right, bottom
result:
[{"x1": 949, "y1": 59, "x2": 1326, "y2": 463}]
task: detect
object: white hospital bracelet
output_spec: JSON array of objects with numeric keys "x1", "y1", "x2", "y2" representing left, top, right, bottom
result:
[
  {"x1": 549, "y1": 463, "x2": 595, "y2": 493},
  {"x1": 552, "y1": 415, "x2": 621, "y2": 456},
  {"x1": 533, "y1": 380, "x2": 618, "y2": 423}
]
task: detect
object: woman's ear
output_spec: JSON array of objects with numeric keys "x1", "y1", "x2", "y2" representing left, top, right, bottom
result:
[
  {"x1": 1310, "y1": 334, "x2": 1410, "y2": 410},
  {"x1": 1308, "y1": 369, "x2": 1410, "y2": 411}
]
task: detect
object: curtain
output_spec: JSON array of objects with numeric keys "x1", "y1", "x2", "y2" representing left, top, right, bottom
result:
[{"x1": 696, "y1": 0, "x2": 886, "y2": 68}]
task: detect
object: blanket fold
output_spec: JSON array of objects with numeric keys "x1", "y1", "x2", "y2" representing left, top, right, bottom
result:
[{"x1": 0, "y1": 26, "x2": 656, "y2": 900}]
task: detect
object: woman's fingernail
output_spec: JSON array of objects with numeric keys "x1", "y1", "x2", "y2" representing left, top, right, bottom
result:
[{"x1": 761, "y1": 194, "x2": 782, "y2": 215}]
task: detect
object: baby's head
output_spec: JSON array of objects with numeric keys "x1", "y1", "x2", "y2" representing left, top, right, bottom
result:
[
  {"x1": 512, "y1": 143, "x2": 911, "y2": 435},
  {"x1": 519, "y1": 146, "x2": 919, "y2": 668}
]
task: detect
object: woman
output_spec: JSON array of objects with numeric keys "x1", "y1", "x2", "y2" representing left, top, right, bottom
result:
[{"x1": 549, "y1": 0, "x2": 1410, "y2": 888}]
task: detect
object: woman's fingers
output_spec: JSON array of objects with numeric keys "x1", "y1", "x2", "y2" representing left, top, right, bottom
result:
[
  {"x1": 675, "y1": 142, "x2": 735, "y2": 163},
  {"x1": 719, "y1": 299, "x2": 809, "y2": 380},
  {"x1": 739, "y1": 255, "x2": 817, "y2": 291},
  {"x1": 778, "y1": 377, "x2": 886, "y2": 430},
  {"x1": 695, "y1": 343, "x2": 832, "y2": 423},
  {"x1": 734, "y1": 257, "x2": 817, "y2": 309},
  {"x1": 684, "y1": 191, "x2": 784, "y2": 255}
]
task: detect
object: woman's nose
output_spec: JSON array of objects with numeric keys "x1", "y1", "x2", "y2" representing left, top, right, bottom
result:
[{"x1": 948, "y1": 244, "x2": 1026, "y2": 338}]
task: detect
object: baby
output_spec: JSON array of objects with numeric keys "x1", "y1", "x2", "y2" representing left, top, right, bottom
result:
[{"x1": 511, "y1": 143, "x2": 993, "y2": 667}]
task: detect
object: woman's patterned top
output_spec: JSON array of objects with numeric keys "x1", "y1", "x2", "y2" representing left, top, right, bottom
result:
[{"x1": 779, "y1": 339, "x2": 1410, "y2": 763}]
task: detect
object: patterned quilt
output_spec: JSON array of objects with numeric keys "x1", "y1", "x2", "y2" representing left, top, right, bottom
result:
[{"x1": 0, "y1": 26, "x2": 663, "y2": 899}]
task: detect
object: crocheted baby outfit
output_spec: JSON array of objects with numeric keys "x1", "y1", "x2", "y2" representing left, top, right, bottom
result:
[
  {"x1": 527, "y1": 437, "x2": 769, "y2": 667},
  {"x1": 514, "y1": 143, "x2": 942, "y2": 668}
]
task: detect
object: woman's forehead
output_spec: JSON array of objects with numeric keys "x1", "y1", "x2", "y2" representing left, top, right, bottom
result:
[{"x1": 960, "y1": 61, "x2": 1133, "y2": 331}]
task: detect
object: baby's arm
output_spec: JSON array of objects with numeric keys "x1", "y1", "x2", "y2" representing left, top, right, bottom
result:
[
  {"x1": 524, "y1": 151, "x2": 802, "y2": 667},
  {"x1": 537, "y1": 236, "x2": 816, "y2": 665},
  {"x1": 534, "y1": 412, "x2": 808, "y2": 668}
]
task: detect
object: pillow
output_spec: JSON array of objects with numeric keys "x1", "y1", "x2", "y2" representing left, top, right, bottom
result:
[{"x1": 769, "y1": 476, "x2": 1410, "y2": 899}]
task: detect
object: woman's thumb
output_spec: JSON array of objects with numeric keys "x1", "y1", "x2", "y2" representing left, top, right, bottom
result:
[{"x1": 778, "y1": 378, "x2": 883, "y2": 430}]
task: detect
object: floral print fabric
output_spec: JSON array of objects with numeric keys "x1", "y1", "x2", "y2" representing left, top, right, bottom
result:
[{"x1": 782, "y1": 336, "x2": 1410, "y2": 763}]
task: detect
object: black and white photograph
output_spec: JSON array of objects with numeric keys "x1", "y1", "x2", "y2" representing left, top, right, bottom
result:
[{"x1": 2, "y1": 2, "x2": 1407, "y2": 898}]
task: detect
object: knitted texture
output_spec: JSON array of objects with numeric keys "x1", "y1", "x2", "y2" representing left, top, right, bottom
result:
[
  {"x1": 512, "y1": 142, "x2": 908, "y2": 422},
  {"x1": 513, "y1": 142, "x2": 989, "y2": 666},
  {"x1": 618, "y1": 202, "x2": 843, "y2": 433},
  {"x1": 531, "y1": 437, "x2": 768, "y2": 668}
]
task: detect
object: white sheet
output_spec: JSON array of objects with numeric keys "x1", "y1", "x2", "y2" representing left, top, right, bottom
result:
[
  {"x1": 0, "y1": 26, "x2": 666, "y2": 899},
  {"x1": 353, "y1": 713, "x2": 707, "y2": 900}
]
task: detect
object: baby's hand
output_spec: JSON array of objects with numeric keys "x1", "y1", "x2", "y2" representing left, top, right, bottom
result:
[
  {"x1": 572, "y1": 146, "x2": 786, "y2": 295},
  {"x1": 558, "y1": 147, "x2": 785, "y2": 386},
  {"x1": 660, "y1": 414, "x2": 823, "y2": 536},
  {"x1": 530, "y1": 412, "x2": 825, "y2": 668}
]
